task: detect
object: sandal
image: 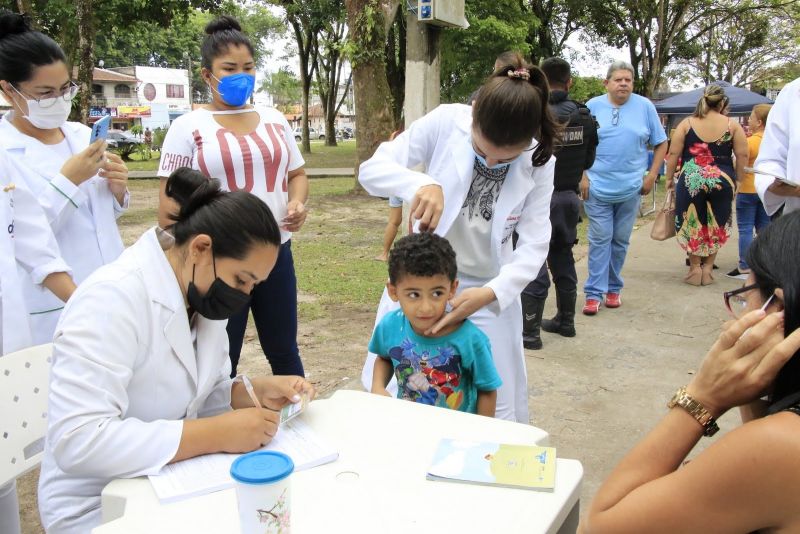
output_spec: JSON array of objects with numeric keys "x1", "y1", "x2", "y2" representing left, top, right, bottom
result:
[{"x1": 684, "y1": 269, "x2": 702, "y2": 286}]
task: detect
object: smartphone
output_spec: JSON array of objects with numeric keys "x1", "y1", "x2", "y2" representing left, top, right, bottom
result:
[{"x1": 89, "y1": 114, "x2": 111, "y2": 144}]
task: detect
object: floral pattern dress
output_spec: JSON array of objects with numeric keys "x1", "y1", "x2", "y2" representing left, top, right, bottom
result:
[{"x1": 674, "y1": 121, "x2": 736, "y2": 256}]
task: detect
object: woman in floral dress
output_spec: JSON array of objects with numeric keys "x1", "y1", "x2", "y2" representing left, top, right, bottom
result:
[{"x1": 664, "y1": 85, "x2": 748, "y2": 286}]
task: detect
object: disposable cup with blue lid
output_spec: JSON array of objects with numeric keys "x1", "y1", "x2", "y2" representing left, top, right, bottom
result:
[{"x1": 231, "y1": 451, "x2": 294, "y2": 533}]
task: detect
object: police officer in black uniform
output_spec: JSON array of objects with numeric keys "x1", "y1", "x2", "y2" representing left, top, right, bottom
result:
[{"x1": 522, "y1": 57, "x2": 598, "y2": 350}]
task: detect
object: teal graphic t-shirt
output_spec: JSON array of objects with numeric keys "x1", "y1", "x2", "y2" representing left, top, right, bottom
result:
[{"x1": 369, "y1": 310, "x2": 502, "y2": 414}]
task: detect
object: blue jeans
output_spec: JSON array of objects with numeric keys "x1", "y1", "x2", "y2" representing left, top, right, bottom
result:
[
  {"x1": 583, "y1": 193, "x2": 641, "y2": 301},
  {"x1": 226, "y1": 240, "x2": 304, "y2": 378},
  {"x1": 735, "y1": 193, "x2": 770, "y2": 270}
]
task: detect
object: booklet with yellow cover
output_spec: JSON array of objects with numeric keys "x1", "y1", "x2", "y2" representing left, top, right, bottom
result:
[{"x1": 426, "y1": 438, "x2": 556, "y2": 491}]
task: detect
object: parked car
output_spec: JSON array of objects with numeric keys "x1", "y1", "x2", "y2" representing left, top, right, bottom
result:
[
  {"x1": 293, "y1": 127, "x2": 325, "y2": 141},
  {"x1": 106, "y1": 130, "x2": 143, "y2": 149}
]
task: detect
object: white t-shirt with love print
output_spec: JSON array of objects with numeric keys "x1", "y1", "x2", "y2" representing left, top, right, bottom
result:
[{"x1": 158, "y1": 107, "x2": 304, "y2": 243}]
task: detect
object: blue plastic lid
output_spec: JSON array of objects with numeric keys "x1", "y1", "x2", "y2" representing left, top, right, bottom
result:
[{"x1": 230, "y1": 451, "x2": 294, "y2": 485}]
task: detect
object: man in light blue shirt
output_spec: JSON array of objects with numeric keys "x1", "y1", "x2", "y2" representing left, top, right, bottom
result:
[{"x1": 580, "y1": 61, "x2": 668, "y2": 315}]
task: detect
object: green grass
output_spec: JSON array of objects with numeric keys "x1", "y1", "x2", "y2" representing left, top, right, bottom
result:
[
  {"x1": 120, "y1": 141, "x2": 357, "y2": 171},
  {"x1": 124, "y1": 151, "x2": 161, "y2": 172},
  {"x1": 293, "y1": 179, "x2": 387, "y2": 309},
  {"x1": 299, "y1": 140, "x2": 357, "y2": 169}
]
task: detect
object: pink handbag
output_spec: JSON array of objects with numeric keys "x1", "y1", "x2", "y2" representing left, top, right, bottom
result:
[{"x1": 650, "y1": 189, "x2": 676, "y2": 241}]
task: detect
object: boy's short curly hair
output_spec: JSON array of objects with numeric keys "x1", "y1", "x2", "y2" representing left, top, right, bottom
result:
[{"x1": 388, "y1": 233, "x2": 457, "y2": 284}]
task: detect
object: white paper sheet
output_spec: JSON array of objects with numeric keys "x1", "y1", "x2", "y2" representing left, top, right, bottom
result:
[{"x1": 148, "y1": 418, "x2": 338, "y2": 503}]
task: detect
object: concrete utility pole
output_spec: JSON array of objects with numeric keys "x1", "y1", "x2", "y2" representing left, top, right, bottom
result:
[
  {"x1": 402, "y1": 11, "x2": 441, "y2": 125},
  {"x1": 401, "y1": 9, "x2": 441, "y2": 228}
]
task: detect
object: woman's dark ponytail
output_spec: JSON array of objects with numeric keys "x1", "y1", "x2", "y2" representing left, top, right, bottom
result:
[
  {"x1": 473, "y1": 59, "x2": 560, "y2": 167},
  {"x1": 165, "y1": 168, "x2": 280, "y2": 259},
  {"x1": 0, "y1": 10, "x2": 66, "y2": 85}
]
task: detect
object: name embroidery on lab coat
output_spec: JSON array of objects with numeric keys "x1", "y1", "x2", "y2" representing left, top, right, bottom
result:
[{"x1": 4, "y1": 183, "x2": 15, "y2": 237}]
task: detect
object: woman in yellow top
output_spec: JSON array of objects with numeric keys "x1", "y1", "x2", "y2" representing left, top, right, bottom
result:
[{"x1": 728, "y1": 104, "x2": 772, "y2": 279}]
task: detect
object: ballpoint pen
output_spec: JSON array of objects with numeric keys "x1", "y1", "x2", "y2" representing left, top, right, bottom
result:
[{"x1": 241, "y1": 375, "x2": 262, "y2": 409}]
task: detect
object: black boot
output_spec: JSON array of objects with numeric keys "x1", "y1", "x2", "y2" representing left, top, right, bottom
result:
[
  {"x1": 521, "y1": 294, "x2": 545, "y2": 350},
  {"x1": 541, "y1": 288, "x2": 577, "y2": 337}
]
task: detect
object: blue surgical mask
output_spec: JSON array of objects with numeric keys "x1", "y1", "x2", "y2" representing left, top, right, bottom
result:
[
  {"x1": 211, "y1": 73, "x2": 255, "y2": 107},
  {"x1": 474, "y1": 152, "x2": 511, "y2": 171}
]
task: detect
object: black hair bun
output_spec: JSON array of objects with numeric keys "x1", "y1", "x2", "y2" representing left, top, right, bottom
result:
[
  {"x1": 205, "y1": 15, "x2": 242, "y2": 36},
  {"x1": 165, "y1": 168, "x2": 223, "y2": 222},
  {"x1": 0, "y1": 11, "x2": 31, "y2": 40}
]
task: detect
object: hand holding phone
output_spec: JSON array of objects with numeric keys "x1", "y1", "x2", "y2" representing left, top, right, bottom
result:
[
  {"x1": 90, "y1": 114, "x2": 111, "y2": 144},
  {"x1": 60, "y1": 140, "x2": 106, "y2": 186}
]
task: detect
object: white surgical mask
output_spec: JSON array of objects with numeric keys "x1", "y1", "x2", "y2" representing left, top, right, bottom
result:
[{"x1": 11, "y1": 85, "x2": 74, "y2": 129}]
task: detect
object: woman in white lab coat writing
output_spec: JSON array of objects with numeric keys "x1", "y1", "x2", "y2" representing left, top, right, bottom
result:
[
  {"x1": 0, "y1": 147, "x2": 75, "y2": 534},
  {"x1": 359, "y1": 55, "x2": 559, "y2": 422},
  {"x1": 0, "y1": 11, "x2": 129, "y2": 343},
  {"x1": 37, "y1": 169, "x2": 315, "y2": 534}
]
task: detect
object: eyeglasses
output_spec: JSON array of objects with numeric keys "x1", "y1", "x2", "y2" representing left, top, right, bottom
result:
[
  {"x1": 11, "y1": 81, "x2": 79, "y2": 109},
  {"x1": 723, "y1": 283, "x2": 775, "y2": 318},
  {"x1": 611, "y1": 107, "x2": 620, "y2": 126}
]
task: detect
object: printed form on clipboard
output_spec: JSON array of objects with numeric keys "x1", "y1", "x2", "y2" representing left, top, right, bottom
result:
[{"x1": 148, "y1": 417, "x2": 338, "y2": 503}]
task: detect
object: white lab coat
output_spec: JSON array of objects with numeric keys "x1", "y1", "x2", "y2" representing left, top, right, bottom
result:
[
  {"x1": 0, "y1": 116, "x2": 127, "y2": 344},
  {"x1": 0, "y1": 149, "x2": 69, "y2": 354},
  {"x1": 1, "y1": 149, "x2": 69, "y2": 534},
  {"x1": 38, "y1": 228, "x2": 234, "y2": 534},
  {"x1": 358, "y1": 103, "x2": 555, "y2": 422},
  {"x1": 755, "y1": 77, "x2": 800, "y2": 215}
]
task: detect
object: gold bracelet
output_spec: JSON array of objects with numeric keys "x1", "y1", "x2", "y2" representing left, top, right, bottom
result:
[{"x1": 667, "y1": 386, "x2": 720, "y2": 437}]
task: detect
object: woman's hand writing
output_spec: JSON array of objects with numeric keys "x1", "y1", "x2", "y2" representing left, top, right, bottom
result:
[{"x1": 213, "y1": 407, "x2": 279, "y2": 452}]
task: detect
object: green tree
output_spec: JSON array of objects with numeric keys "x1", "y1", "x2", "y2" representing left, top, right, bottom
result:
[
  {"x1": 92, "y1": 2, "x2": 283, "y2": 103},
  {"x1": 260, "y1": 67, "x2": 302, "y2": 111},
  {"x1": 345, "y1": 0, "x2": 401, "y2": 188},
  {"x1": 525, "y1": 0, "x2": 591, "y2": 63},
  {"x1": 584, "y1": 0, "x2": 799, "y2": 97},
  {"x1": 271, "y1": 0, "x2": 334, "y2": 153},
  {"x1": 312, "y1": 0, "x2": 349, "y2": 146},
  {"x1": 440, "y1": 0, "x2": 537, "y2": 103},
  {"x1": 569, "y1": 75, "x2": 605, "y2": 103},
  {"x1": 4, "y1": 0, "x2": 224, "y2": 119},
  {"x1": 674, "y1": 3, "x2": 800, "y2": 88}
]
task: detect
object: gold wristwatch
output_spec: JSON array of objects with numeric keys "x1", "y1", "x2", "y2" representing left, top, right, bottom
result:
[{"x1": 667, "y1": 386, "x2": 720, "y2": 437}]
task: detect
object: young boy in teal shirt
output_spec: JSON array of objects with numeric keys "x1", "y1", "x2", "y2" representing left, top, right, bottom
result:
[{"x1": 369, "y1": 233, "x2": 501, "y2": 417}]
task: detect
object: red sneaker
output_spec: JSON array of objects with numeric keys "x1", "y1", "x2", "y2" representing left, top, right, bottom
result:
[
  {"x1": 605, "y1": 293, "x2": 621, "y2": 308},
  {"x1": 582, "y1": 299, "x2": 600, "y2": 315}
]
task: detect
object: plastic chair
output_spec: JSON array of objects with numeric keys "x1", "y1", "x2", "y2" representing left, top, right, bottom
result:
[{"x1": 0, "y1": 343, "x2": 52, "y2": 487}]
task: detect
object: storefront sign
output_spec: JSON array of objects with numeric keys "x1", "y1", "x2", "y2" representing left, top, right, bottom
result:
[
  {"x1": 117, "y1": 105, "x2": 152, "y2": 118},
  {"x1": 90, "y1": 107, "x2": 117, "y2": 118}
]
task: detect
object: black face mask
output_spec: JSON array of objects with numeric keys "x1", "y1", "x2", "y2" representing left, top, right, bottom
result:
[{"x1": 186, "y1": 257, "x2": 251, "y2": 320}]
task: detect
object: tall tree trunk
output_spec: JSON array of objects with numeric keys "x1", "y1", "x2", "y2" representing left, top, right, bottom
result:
[
  {"x1": 75, "y1": 0, "x2": 95, "y2": 124},
  {"x1": 346, "y1": 0, "x2": 399, "y2": 191},
  {"x1": 288, "y1": 17, "x2": 317, "y2": 155},
  {"x1": 385, "y1": 7, "x2": 405, "y2": 128}
]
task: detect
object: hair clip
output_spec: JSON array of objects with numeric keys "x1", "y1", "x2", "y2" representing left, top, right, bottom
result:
[{"x1": 507, "y1": 69, "x2": 530, "y2": 81}]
